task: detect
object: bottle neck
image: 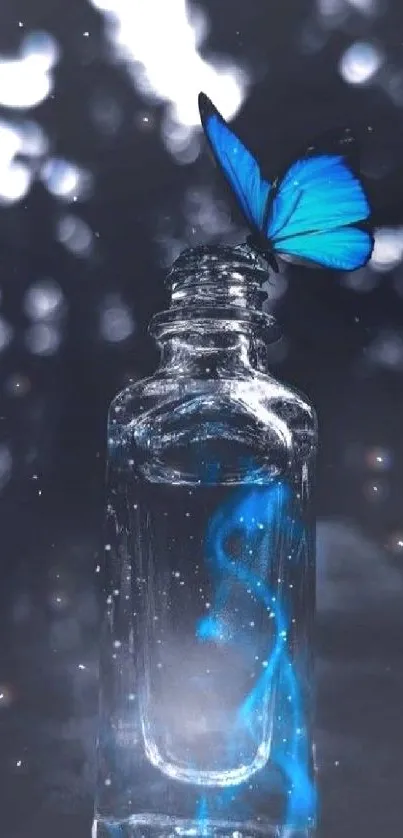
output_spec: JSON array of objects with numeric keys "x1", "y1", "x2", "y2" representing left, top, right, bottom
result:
[
  {"x1": 158, "y1": 332, "x2": 260, "y2": 377},
  {"x1": 149, "y1": 245, "x2": 279, "y2": 377}
]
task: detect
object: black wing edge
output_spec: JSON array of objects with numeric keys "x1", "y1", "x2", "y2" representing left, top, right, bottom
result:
[{"x1": 198, "y1": 91, "x2": 217, "y2": 126}]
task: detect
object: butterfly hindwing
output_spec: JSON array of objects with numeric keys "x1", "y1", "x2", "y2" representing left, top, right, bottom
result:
[
  {"x1": 276, "y1": 226, "x2": 373, "y2": 271},
  {"x1": 266, "y1": 154, "x2": 370, "y2": 240},
  {"x1": 198, "y1": 92, "x2": 271, "y2": 230}
]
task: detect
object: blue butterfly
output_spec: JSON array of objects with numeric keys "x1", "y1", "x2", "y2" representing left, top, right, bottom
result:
[{"x1": 198, "y1": 92, "x2": 374, "y2": 273}]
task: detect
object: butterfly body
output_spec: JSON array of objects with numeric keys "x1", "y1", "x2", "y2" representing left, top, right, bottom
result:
[
  {"x1": 198, "y1": 92, "x2": 374, "y2": 273},
  {"x1": 246, "y1": 233, "x2": 280, "y2": 272}
]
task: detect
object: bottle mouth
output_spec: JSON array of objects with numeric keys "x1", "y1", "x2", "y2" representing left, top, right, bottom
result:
[
  {"x1": 150, "y1": 245, "x2": 280, "y2": 343},
  {"x1": 166, "y1": 244, "x2": 269, "y2": 310}
]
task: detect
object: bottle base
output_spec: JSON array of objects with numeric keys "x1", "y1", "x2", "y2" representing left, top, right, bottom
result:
[{"x1": 92, "y1": 815, "x2": 314, "y2": 838}]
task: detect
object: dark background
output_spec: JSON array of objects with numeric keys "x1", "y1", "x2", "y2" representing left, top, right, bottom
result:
[{"x1": 0, "y1": 1, "x2": 402, "y2": 836}]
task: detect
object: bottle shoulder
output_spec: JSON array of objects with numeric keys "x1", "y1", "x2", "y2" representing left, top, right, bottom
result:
[
  {"x1": 108, "y1": 372, "x2": 316, "y2": 486},
  {"x1": 109, "y1": 371, "x2": 317, "y2": 451}
]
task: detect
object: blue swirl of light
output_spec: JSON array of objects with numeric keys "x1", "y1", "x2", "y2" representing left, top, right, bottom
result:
[{"x1": 195, "y1": 480, "x2": 316, "y2": 835}]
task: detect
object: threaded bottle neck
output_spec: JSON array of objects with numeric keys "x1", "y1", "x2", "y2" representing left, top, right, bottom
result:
[{"x1": 149, "y1": 245, "x2": 279, "y2": 343}]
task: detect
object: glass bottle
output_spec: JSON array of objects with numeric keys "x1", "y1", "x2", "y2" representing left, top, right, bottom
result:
[{"x1": 93, "y1": 245, "x2": 318, "y2": 838}]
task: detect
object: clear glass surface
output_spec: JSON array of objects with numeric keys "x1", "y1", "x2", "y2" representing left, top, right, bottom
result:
[{"x1": 93, "y1": 246, "x2": 318, "y2": 838}]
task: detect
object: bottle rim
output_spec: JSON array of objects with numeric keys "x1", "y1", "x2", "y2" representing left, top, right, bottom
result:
[{"x1": 150, "y1": 245, "x2": 280, "y2": 343}]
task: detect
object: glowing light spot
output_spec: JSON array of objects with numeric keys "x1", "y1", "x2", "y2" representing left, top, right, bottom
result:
[
  {"x1": 346, "y1": 0, "x2": 379, "y2": 14},
  {"x1": 162, "y1": 120, "x2": 202, "y2": 164},
  {"x1": 100, "y1": 295, "x2": 135, "y2": 342},
  {"x1": 0, "y1": 118, "x2": 49, "y2": 204},
  {"x1": 0, "y1": 685, "x2": 13, "y2": 707},
  {"x1": 365, "y1": 447, "x2": 392, "y2": 471},
  {"x1": 183, "y1": 187, "x2": 234, "y2": 237},
  {"x1": 317, "y1": 0, "x2": 345, "y2": 19},
  {"x1": 387, "y1": 532, "x2": 403, "y2": 556},
  {"x1": 56, "y1": 214, "x2": 94, "y2": 257},
  {"x1": 370, "y1": 228, "x2": 403, "y2": 272},
  {"x1": 363, "y1": 479, "x2": 389, "y2": 503},
  {"x1": 4, "y1": 373, "x2": 31, "y2": 397},
  {"x1": 20, "y1": 31, "x2": 59, "y2": 72},
  {"x1": 19, "y1": 120, "x2": 49, "y2": 157},
  {"x1": 25, "y1": 323, "x2": 61, "y2": 356},
  {"x1": 366, "y1": 330, "x2": 403, "y2": 371},
  {"x1": 341, "y1": 267, "x2": 379, "y2": 292},
  {"x1": 339, "y1": 42, "x2": 383, "y2": 85},
  {"x1": 0, "y1": 31, "x2": 59, "y2": 109},
  {"x1": 89, "y1": 0, "x2": 248, "y2": 159},
  {"x1": 23, "y1": 279, "x2": 64, "y2": 321},
  {"x1": 0, "y1": 120, "x2": 23, "y2": 164},
  {"x1": 0, "y1": 159, "x2": 32, "y2": 204},
  {"x1": 41, "y1": 158, "x2": 93, "y2": 202}
]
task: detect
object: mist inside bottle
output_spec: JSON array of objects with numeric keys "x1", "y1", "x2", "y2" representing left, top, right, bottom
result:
[{"x1": 102, "y1": 459, "x2": 316, "y2": 834}]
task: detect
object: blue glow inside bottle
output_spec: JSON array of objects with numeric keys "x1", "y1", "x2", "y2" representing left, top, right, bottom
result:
[{"x1": 93, "y1": 245, "x2": 318, "y2": 838}]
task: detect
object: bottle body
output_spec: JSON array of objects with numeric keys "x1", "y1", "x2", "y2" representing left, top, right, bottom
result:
[{"x1": 93, "y1": 247, "x2": 317, "y2": 838}]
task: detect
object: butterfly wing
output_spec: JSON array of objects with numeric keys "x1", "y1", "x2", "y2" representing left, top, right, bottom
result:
[
  {"x1": 265, "y1": 151, "x2": 373, "y2": 270},
  {"x1": 198, "y1": 92, "x2": 271, "y2": 231},
  {"x1": 276, "y1": 227, "x2": 373, "y2": 271}
]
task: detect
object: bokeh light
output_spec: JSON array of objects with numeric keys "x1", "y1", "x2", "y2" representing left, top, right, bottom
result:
[
  {"x1": 18, "y1": 119, "x2": 49, "y2": 158},
  {"x1": 339, "y1": 41, "x2": 383, "y2": 85},
  {"x1": 0, "y1": 685, "x2": 14, "y2": 709},
  {"x1": 0, "y1": 31, "x2": 59, "y2": 109},
  {"x1": 363, "y1": 478, "x2": 389, "y2": 503},
  {"x1": 183, "y1": 186, "x2": 234, "y2": 237},
  {"x1": 317, "y1": 0, "x2": 348, "y2": 27},
  {"x1": 386, "y1": 532, "x2": 403, "y2": 557},
  {"x1": 89, "y1": 0, "x2": 248, "y2": 158},
  {"x1": 0, "y1": 160, "x2": 32, "y2": 205},
  {"x1": 370, "y1": 228, "x2": 403, "y2": 272},
  {"x1": 4, "y1": 373, "x2": 32, "y2": 398},
  {"x1": 48, "y1": 590, "x2": 71, "y2": 614},
  {"x1": 25, "y1": 323, "x2": 61, "y2": 356},
  {"x1": 90, "y1": 91, "x2": 124, "y2": 137},
  {"x1": 162, "y1": 119, "x2": 202, "y2": 164},
  {"x1": 341, "y1": 267, "x2": 380, "y2": 292},
  {"x1": 0, "y1": 118, "x2": 48, "y2": 204},
  {"x1": 99, "y1": 295, "x2": 135, "y2": 342},
  {"x1": 56, "y1": 215, "x2": 95, "y2": 257},
  {"x1": 20, "y1": 31, "x2": 60, "y2": 73},
  {"x1": 366, "y1": 330, "x2": 403, "y2": 372},
  {"x1": 40, "y1": 158, "x2": 94, "y2": 203},
  {"x1": 365, "y1": 447, "x2": 393, "y2": 471},
  {"x1": 346, "y1": 0, "x2": 379, "y2": 14},
  {"x1": 23, "y1": 280, "x2": 64, "y2": 322},
  {"x1": 156, "y1": 234, "x2": 187, "y2": 268}
]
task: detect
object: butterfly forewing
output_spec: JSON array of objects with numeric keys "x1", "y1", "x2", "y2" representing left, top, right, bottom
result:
[{"x1": 198, "y1": 93, "x2": 272, "y2": 231}]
